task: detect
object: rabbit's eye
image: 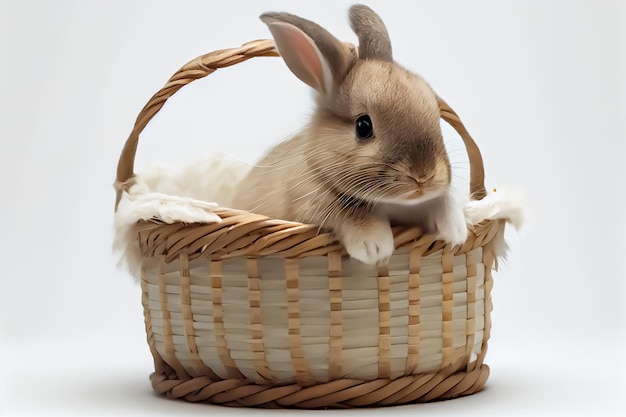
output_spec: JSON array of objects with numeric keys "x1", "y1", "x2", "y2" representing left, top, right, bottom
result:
[{"x1": 355, "y1": 114, "x2": 374, "y2": 141}]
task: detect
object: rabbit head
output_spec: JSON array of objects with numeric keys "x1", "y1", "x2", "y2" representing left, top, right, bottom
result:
[{"x1": 261, "y1": 5, "x2": 451, "y2": 207}]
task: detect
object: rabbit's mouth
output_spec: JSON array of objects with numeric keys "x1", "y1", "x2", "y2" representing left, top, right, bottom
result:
[
  {"x1": 376, "y1": 188, "x2": 445, "y2": 206},
  {"x1": 336, "y1": 188, "x2": 445, "y2": 214}
]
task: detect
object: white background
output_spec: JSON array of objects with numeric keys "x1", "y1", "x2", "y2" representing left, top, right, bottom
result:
[{"x1": 1, "y1": 0, "x2": 625, "y2": 415}]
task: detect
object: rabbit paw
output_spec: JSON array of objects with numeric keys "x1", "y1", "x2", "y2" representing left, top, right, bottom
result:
[
  {"x1": 436, "y1": 203, "x2": 468, "y2": 246},
  {"x1": 341, "y1": 220, "x2": 395, "y2": 265}
]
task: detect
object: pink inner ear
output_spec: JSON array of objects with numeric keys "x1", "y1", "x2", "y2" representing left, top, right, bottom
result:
[
  {"x1": 268, "y1": 22, "x2": 326, "y2": 92},
  {"x1": 291, "y1": 34, "x2": 324, "y2": 89}
]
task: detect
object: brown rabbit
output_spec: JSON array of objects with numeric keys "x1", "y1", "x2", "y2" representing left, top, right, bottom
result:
[{"x1": 233, "y1": 4, "x2": 467, "y2": 265}]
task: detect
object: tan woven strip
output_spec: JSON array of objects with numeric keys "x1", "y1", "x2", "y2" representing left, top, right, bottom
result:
[
  {"x1": 179, "y1": 254, "x2": 199, "y2": 356},
  {"x1": 178, "y1": 378, "x2": 249, "y2": 402},
  {"x1": 441, "y1": 249, "x2": 455, "y2": 368},
  {"x1": 285, "y1": 258, "x2": 314, "y2": 386},
  {"x1": 157, "y1": 257, "x2": 190, "y2": 380},
  {"x1": 347, "y1": 377, "x2": 415, "y2": 406},
  {"x1": 377, "y1": 265, "x2": 391, "y2": 379},
  {"x1": 476, "y1": 248, "x2": 496, "y2": 367},
  {"x1": 464, "y1": 254, "x2": 478, "y2": 371},
  {"x1": 327, "y1": 252, "x2": 343, "y2": 380},
  {"x1": 211, "y1": 260, "x2": 244, "y2": 379},
  {"x1": 276, "y1": 379, "x2": 362, "y2": 406},
  {"x1": 297, "y1": 379, "x2": 390, "y2": 408},
  {"x1": 247, "y1": 258, "x2": 273, "y2": 381},
  {"x1": 141, "y1": 267, "x2": 167, "y2": 374},
  {"x1": 179, "y1": 253, "x2": 219, "y2": 379},
  {"x1": 405, "y1": 248, "x2": 421, "y2": 375},
  {"x1": 232, "y1": 385, "x2": 302, "y2": 407}
]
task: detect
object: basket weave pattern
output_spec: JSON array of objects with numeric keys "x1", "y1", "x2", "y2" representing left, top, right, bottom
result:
[{"x1": 116, "y1": 40, "x2": 504, "y2": 408}]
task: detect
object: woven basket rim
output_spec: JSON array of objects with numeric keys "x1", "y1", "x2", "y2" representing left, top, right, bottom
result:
[{"x1": 134, "y1": 216, "x2": 501, "y2": 263}]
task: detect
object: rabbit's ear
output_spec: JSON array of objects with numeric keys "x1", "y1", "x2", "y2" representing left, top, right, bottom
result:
[
  {"x1": 349, "y1": 5, "x2": 392, "y2": 62},
  {"x1": 261, "y1": 13, "x2": 353, "y2": 94}
]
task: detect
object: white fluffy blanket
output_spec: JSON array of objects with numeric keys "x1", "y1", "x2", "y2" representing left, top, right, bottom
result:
[{"x1": 113, "y1": 153, "x2": 523, "y2": 277}]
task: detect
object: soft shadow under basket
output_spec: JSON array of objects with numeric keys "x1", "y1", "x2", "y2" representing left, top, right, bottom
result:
[{"x1": 114, "y1": 40, "x2": 506, "y2": 408}]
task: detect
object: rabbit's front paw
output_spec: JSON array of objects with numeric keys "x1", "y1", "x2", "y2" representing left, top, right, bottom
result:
[
  {"x1": 341, "y1": 220, "x2": 395, "y2": 265},
  {"x1": 436, "y1": 204, "x2": 468, "y2": 246}
]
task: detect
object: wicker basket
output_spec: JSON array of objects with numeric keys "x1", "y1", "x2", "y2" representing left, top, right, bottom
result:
[{"x1": 114, "y1": 39, "x2": 506, "y2": 408}]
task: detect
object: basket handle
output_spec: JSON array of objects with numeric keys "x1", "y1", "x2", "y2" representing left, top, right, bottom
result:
[
  {"x1": 437, "y1": 96, "x2": 487, "y2": 200},
  {"x1": 114, "y1": 40, "x2": 280, "y2": 210},
  {"x1": 114, "y1": 39, "x2": 486, "y2": 210}
]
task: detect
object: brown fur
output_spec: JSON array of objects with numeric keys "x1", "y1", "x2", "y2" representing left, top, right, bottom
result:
[{"x1": 234, "y1": 5, "x2": 466, "y2": 264}]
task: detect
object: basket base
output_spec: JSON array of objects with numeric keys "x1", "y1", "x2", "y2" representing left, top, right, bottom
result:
[{"x1": 149, "y1": 364, "x2": 489, "y2": 408}]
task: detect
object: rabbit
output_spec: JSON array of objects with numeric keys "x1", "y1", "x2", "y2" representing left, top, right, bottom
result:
[{"x1": 233, "y1": 4, "x2": 468, "y2": 265}]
